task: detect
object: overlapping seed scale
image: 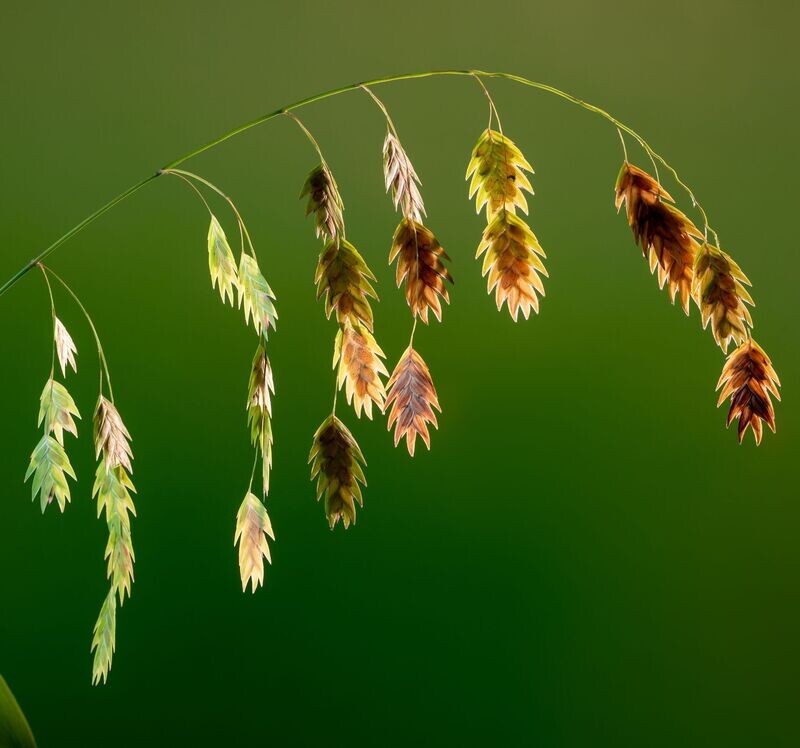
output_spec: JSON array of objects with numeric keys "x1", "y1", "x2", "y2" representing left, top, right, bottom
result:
[
  {"x1": 477, "y1": 211, "x2": 548, "y2": 320},
  {"x1": 308, "y1": 415, "x2": 366, "y2": 529},
  {"x1": 716, "y1": 340, "x2": 781, "y2": 444},
  {"x1": 467, "y1": 129, "x2": 534, "y2": 217},
  {"x1": 334, "y1": 320, "x2": 388, "y2": 420},
  {"x1": 315, "y1": 239, "x2": 378, "y2": 331},
  {"x1": 389, "y1": 219, "x2": 453, "y2": 323},
  {"x1": 385, "y1": 346, "x2": 441, "y2": 456}
]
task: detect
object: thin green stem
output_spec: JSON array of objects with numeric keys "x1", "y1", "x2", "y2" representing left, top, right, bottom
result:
[
  {"x1": 164, "y1": 168, "x2": 258, "y2": 259},
  {"x1": 472, "y1": 73, "x2": 503, "y2": 133},
  {"x1": 285, "y1": 111, "x2": 329, "y2": 167},
  {"x1": 43, "y1": 265, "x2": 114, "y2": 402},
  {"x1": 0, "y1": 69, "x2": 720, "y2": 300},
  {"x1": 38, "y1": 264, "x2": 57, "y2": 378},
  {"x1": 167, "y1": 171, "x2": 213, "y2": 215},
  {"x1": 360, "y1": 85, "x2": 398, "y2": 136}
]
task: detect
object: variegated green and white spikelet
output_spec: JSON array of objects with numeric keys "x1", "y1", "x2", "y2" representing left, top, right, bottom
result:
[
  {"x1": 234, "y1": 491, "x2": 275, "y2": 592},
  {"x1": 208, "y1": 214, "x2": 240, "y2": 306},
  {"x1": 54, "y1": 318, "x2": 78, "y2": 376},
  {"x1": 238, "y1": 253, "x2": 278, "y2": 338}
]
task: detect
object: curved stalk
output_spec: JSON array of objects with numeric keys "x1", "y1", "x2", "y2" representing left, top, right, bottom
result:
[{"x1": 0, "y1": 69, "x2": 718, "y2": 299}]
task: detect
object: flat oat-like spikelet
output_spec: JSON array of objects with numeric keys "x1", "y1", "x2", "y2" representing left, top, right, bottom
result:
[
  {"x1": 466, "y1": 129, "x2": 534, "y2": 217},
  {"x1": 94, "y1": 397, "x2": 133, "y2": 473},
  {"x1": 91, "y1": 588, "x2": 116, "y2": 686},
  {"x1": 315, "y1": 239, "x2": 378, "y2": 331},
  {"x1": 389, "y1": 219, "x2": 453, "y2": 323},
  {"x1": 383, "y1": 131, "x2": 425, "y2": 222},
  {"x1": 615, "y1": 162, "x2": 702, "y2": 314},
  {"x1": 308, "y1": 414, "x2": 366, "y2": 529},
  {"x1": 477, "y1": 210, "x2": 548, "y2": 320},
  {"x1": 38, "y1": 379, "x2": 80, "y2": 445},
  {"x1": 385, "y1": 346, "x2": 441, "y2": 456},
  {"x1": 54, "y1": 318, "x2": 78, "y2": 376},
  {"x1": 234, "y1": 491, "x2": 274, "y2": 592},
  {"x1": 238, "y1": 253, "x2": 278, "y2": 338},
  {"x1": 716, "y1": 339, "x2": 781, "y2": 444},
  {"x1": 92, "y1": 461, "x2": 137, "y2": 602},
  {"x1": 693, "y1": 243, "x2": 754, "y2": 353},
  {"x1": 247, "y1": 344, "x2": 275, "y2": 495},
  {"x1": 25, "y1": 433, "x2": 76, "y2": 512},
  {"x1": 208, "y1": 215, "x2": 240, "y2": 306},
  {"x1": 300, "y1": 164, "x2": 345, "y2": 245},
  {"x1": 334, "y1": 320, "x2": 388, "y2": 419}
]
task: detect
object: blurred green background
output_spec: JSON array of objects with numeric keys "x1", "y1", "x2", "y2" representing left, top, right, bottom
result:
[{"x1": 1, "y1": 1, "x2": 798, "y2": 745}]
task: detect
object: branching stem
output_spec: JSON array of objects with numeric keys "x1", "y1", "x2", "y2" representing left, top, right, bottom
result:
[{"x1": 0, "y1": 69, "x2": 720, "y2": 299}]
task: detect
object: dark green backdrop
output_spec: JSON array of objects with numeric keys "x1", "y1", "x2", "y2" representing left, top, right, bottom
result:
[{"x1": 1, "y1": 1, "x2": 798, "y2": 745}]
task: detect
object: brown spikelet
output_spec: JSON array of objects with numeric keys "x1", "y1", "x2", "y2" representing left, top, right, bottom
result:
[
  {"x1": 300, "y1": 164, "x2": 345, "y2": 244},
  {"x1": 385, "y1": 346, "x2": 440, "y2": 456},
  {"x1": 383, "y1": 131, "x2": 425, "y2": 222},
  {"x1": 93, "y1": 397, "x2": 133, "y2": 473},
  {"x1": 716, "y1": 339, "x2": 780, "y2": 445},
  {"x1": 308, "y1": 415, "x2": 366, "y2": 529},
  {"x1": 315, "y1": 239, "x2": 378, "y2": 331},
  {"x1": 334, "y1": 320, "x2": 388, "y2": 419},
  {"x1": 615, "y1": 162, "x2": 702, "y2": 315},
  {"x1": 389, "y1": 219, "x2": 453, "y2": 323},
  {"x1": 476, "y1": 210, "x2": 548, "y2": 320},
  {"x1": 693, "y1": 243, "x2": 754, "y2": 353},
  {"x1": 466, "y1": 129, "x2": 534, "y2": 218}
]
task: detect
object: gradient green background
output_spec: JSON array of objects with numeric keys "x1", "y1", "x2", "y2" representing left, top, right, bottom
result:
[{"x1": 1, "y1": 1, "x2": 798, "y2": 745}]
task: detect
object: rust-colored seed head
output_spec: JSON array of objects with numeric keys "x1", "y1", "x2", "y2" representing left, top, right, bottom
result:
[
  {"x1": 334, "y1": 320, "x2": 388, "y2": 420},
  {"x1": 716, "y1": 339, "x2": 781, "y2": 444},
  {"x1": 315, "y1": 239, "x2": 378, "y2": 332},
  {"x1": 308, "y1": 415, "x2": 367, "y2": 529},
  {"x1": 693, "y1": 244, "x2": 754, "y2": 353},
  {"x1": 476, "y1": 210, "x2": 548, "y2": 320},
  {"x1": 389, "y1": 219, "x2": 453, "y2": 323},
  {"x1": 615, "y1": 162, "x2": 702, "y2": 314},
  {"x1": 385, "y1": 346, "x2": 441, "y2": 456}
]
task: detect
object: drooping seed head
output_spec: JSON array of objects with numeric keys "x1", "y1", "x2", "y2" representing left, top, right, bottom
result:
[
  {"x1": 476, "y1": 210, "x2": 548, "y2": 320},
  {"x1": 389, "y1": 219, "x2": 453, "y2": 323},
  {"x1": 333, "y1": 319, "x2": 388, "y2": 420},
  {"x1": 693, "y1": 244, "x2": 754, "y2": 353},
  {"x1": 385, "y1": 346, "x2": 441, "y2": 456},
  {"x1": 716, "y1": 339, "x2": 781, "y2": 444},
  {"x1": 54, "y1": 318, "x2": 78, "y2": 376},
  {"x1": 383, "y1": 130, "x2": 425, "y2": 222},
  {"x1": 300, "y1": 164, "x2": 345, "y2": 245},
  {"x1": 315, "y1": 239, "x2": 378, "y2": 332},
  {"x1": 615, "y1": 162, "x2": 702, "y2": 314},
  {"x1": 308, "y1": 414, "x2": 366, "y2": 529},
  {"x1": 466, "y1": 129, "x2": 534, "y2": 218},
  {"x1": 94, "y1": 397, "x2": 133, "y2": 473},
  {"x1": 234, "y1": 491, "x2": 275, "y2": 592}
]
